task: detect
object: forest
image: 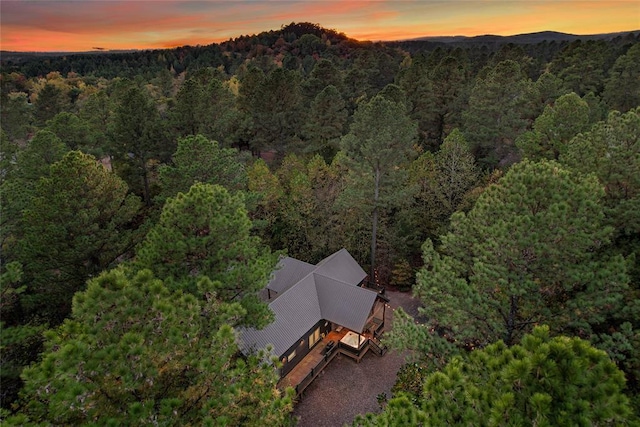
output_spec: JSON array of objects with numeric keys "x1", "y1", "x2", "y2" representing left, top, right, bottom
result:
[{"x1": 1, "y1": 22, "x2": 639, "y2": 425}]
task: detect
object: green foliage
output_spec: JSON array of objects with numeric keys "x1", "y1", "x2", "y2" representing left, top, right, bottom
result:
[
  {"x1": 407, "y1": 160, "x2": 628, "y2": 349},
  {"x1": 434, "y1": 129, "x2": 479, "y2": 213},
  {"x1": 396, "y1": 55, "x2": 438, "y2": 149},
  {"x1": 560, "y1": 108, "x2": 640, "y2": 395},
  {"x1": 464, "y1": 60, "x2": 536, "y2": 167},
  {"x1": 0, "y1": 92, "x2": 33, "y2": 142},
  {"x1": 158, "y1": 134, "x2": 247, "y2": 203},
  {"x1": 109, "y1": 84, "x2": 169, "y2": 205},
  {"x1": 341, "y1": 93, "x2": 418, "y2": 278},
  {"x1": 33, "y1": 83, "x2": 68, "y2": 126},
  {"x1": 1, "y1": 130, "x2": 68, "y2": 257},
  {"x1": 302, "y1": 85, "x2": 347, "y2": 161},
  {"x1": 359, "y1": 326, "x2": 634, "y2": 426},
  {"x1": 136, "y1": 182, "x2": 276, "y2": 328},
  {"x1": 391, "y1": 362, "x2": 428, "y2": 403},
  {"x1": 14, "y1": 130, "x2": 67, "y2": 182},
  {"x1": 405, "y1": 129, "x2": 478, "y2": 245},
  {"x1": 517, "y1": 92, "x2": 592, "y2": 161},
  {"x1": 603, "y1": 43, "x2": 640, "y2": 112},
  {"x1": 0, "y1": 262, "x2": 46, "y2": 407},
  {"x1": 44, "y1": 112, "x2": 95, "y2": 153},
  {"x1": 170, "y1": 77, "x2": 240, "y2": 146},
  {"x1": 239, "y1": 67, "x2": 302, "y2": 154},
  {"x1": 18, "y1": 151, "x2": 141, "y2": 324},
  {"x1": 561, "y1": 108, "x2": 640, "y2": 237},
  {"x1": 11, "y1": 267, "x2": 294, "y2": 426},
  {"x1": 550, "y1": 39, "x2": 617, "y2": 97},
  {"x1": 390, "y1": 259, "x2": 414, "y2": 292}
]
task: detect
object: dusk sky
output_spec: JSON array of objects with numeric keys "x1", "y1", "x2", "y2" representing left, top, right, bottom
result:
[{"x1": 1, "y1": 1, "x2": 638, "y2": 52}]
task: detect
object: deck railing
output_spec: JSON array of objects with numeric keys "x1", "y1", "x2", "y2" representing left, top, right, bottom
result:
[{"x1": 294, "y1": 345, "x2": 337, "y2": 396}]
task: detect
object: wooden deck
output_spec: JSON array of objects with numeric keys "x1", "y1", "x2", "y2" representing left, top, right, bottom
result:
[
  {"x1": 278, "y1": 328, "x2": 388, "y2": 397},
  {"x1": 278, "y1": 329, "x2": 348, "y2": 392}
]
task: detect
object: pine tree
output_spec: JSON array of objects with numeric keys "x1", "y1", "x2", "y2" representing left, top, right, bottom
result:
[
  {"x1": 11, "y1": 267, "x2": 294, "y2": 426},
  {"x1": 157, "y1": 134, "x2": 247, "y2": 203},
  {"x1": 357, "y1": 326, "x2": 635, "y2": 426},
  {"x1": 109, "y1": 85, "x2": 168, "y2": 206},
  {"x1": 399, "y1": 160, "x2": 628, "y2": 350},
  {"x1": 302, "y1": 85, "x2": 347, "y2": 161},
  {"x1": 136, "y1": 182, "x2": 277, "y2": 328},
  {"x1": 464, "y1": 60, "x2": 535, "y2": 168},
  {"x1": 603, "y1": 44, "x2": 640, "y2": 113},
  {"x1": 341, "y1": 94, "x2": 418, "y2": 281},
  {"x1": 18, "y1": 151, "x2": 141, "y2": 324},
  {"x1": 517, "y1": 92, "x2": 592, "y2": 161}
]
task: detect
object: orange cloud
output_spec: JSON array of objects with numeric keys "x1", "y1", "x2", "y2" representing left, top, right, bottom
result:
[{"x1": 1, "y1": 1, "x2": 637, "y2": 52}]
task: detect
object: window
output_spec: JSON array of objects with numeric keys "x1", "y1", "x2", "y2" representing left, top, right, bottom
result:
[
  {"x1": 309, "y1": 327, "x2": 321, "y2": 348},
  {"x1": 287, "y1": 350, "x2": 296, "y2": 362}
]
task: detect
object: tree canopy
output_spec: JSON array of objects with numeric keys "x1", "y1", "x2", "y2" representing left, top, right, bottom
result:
[
  {"x1": 356, "y1": 326, "x2": 634, "y2": 426},
  {"x1": 10, "y1": 267, "x2": 293, "y2": 426}
]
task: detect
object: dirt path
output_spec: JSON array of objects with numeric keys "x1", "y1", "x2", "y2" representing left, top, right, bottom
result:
[{"x1": 292, "y1": 290, "x2": 422, "y2": 427}]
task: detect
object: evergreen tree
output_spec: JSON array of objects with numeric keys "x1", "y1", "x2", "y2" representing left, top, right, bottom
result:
[
  {"x1": 158, "y1": 134, "x2": 247, "y2": 203},
  {"x1": 10, "y1": 267, "x2": 294, "y2": 426},
  {"x1": 44, "y1": 112, "x2": 95, "y2": 153},
  {"x1": 397, "y1": 54, "x2": 438, "y2": 149},
  {"x1": 394, "y1": 160, "x2": 628, "y2": 352},
  {"x1": 429, "y1": 55, "x2": 470, "y2": 146},
  {"x1": 302, "y1": 85, "x2": 347, "y2": 161},
  {"x1": 561, "y1": 108, "x2": 640, "y2": 238},
  {"x1": 1, "y1": 130, "x2": 68, "y2": 260},
  {"x1": 341, "y1": 94, "x2": 418, "y2": 281},
  {"x1": 109, "y1": 85, "x2": 168, "y2": 206},
  {"x1": 0, "y1": 92, "x2": 33, "y2": 143},
  {"x1": 464, "y1": 60, "x2": 535, "y2": 168},
  {"x1": 550, "y1": 39, "x2": 616, "y2": 97},
  {"x1": 357, "y1": 326, "x2": 635, "y2": 426},
  {"x1": 238, "y1": 67, "x2": 302, "y2": 155},
  {"x1": 517, "y1": 92, "x2": 592, "y2": 161},
  {"x1": 17, "y1": 151, "x2": 141, "y2": 324},
  {"x1": 135, "y1": 182, "x2": 276, "y2": 328},
  {"x1": 603, "y1": 44, "x2": 640, "y2": 113},
  {"x1": 33, "y1": 83, "x2": 68, "y2": 127},
  {"x1": 561, "y1": 109, "x2": 640, "y2": 395}
]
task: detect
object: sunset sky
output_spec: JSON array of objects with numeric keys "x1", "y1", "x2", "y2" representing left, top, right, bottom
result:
[{"x1": 1, "y1": 1, "x2": 638, "y2": 52}]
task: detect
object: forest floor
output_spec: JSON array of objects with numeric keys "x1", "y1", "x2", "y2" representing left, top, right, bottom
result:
[{"x1": 292, "y1": 289, "x2": 424, "y2": 427}]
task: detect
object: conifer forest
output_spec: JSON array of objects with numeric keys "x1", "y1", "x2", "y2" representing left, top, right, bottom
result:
[{"x1": 1, "y1": 23, "x2": 639, "y2": 425}]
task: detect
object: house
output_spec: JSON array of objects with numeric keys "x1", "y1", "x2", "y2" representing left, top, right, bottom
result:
[{"x1": 239, "y1": 249, "x2": 388, "y2": 394}]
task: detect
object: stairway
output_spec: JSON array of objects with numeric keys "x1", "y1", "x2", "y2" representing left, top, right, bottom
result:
[{"x1": 368, "y1": 337, "x2": 388, "y2": 356}]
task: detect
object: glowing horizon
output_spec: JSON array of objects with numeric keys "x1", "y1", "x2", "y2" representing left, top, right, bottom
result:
[{"x1": 1, "y1": 1, "x2": 638, "y2": 52}]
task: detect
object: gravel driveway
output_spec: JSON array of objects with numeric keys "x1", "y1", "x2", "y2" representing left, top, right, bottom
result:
[{"x1": 292, "y1": 290, "x2": 422, "y2": 427}]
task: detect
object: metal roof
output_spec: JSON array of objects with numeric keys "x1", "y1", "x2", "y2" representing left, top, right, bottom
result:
[
  {"x1": 314, "y1": 248, "x2": 367, "y2": 286},
  {"x1": 315, "y1": 274, "x2": 377, "y2": 333},
  {"x1": 266, "y1": 256, "x2": 315, "y2": 294},
  {"x1": 240, "y1": 274, "x2": 321, "y2": 356},
  {"x1": 239, "y1": 249, "x2": 377, "y2": 357}
]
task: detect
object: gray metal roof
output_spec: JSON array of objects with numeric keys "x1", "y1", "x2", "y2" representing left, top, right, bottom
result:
[
  {"x1": 266, "y1": 256, "x2": 315, "y2": 294},
  {"x1": 315, "y1": 274, "x2": 377, "y2": 333},
  {"x1": 239, "y1": 249, "x2": 377, "y2": 357},
  {"x1": 314, "y1": 248, "x2": 367, "y2": 286},
  {"x1": 240, "y1": 274, "x2": 321, "y2": 356}
]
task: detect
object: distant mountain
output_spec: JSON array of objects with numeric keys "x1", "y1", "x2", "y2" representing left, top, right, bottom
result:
[{"x1": 409, "y1": 30, "x2": 639, "y2": 45}]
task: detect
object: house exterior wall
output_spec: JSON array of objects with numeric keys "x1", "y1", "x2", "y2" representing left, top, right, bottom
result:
[{"x1": 279, "y1": 319, "x2": 332, "y2": 377}]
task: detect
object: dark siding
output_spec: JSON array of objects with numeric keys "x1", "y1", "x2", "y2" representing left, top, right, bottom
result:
[{"x1": 280, "y1": 319, "x2": 331, "y2": 377}]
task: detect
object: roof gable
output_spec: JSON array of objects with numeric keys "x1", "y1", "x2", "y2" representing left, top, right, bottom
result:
[
  {"x1": 266, "y1": 257, "x2": 315, "y2": 294},
  {"x1": 240, "y1": 249, "x2": 375, "y2": 357},
  {"x1": 314, "y1": 248, "x2": 367, "y2": 286},
  {"x1": 315, "y1": 274, "x2": 377, "y2": 332}
]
